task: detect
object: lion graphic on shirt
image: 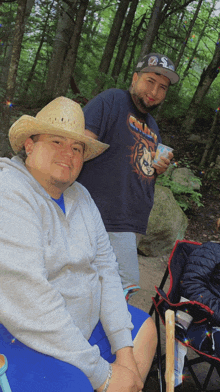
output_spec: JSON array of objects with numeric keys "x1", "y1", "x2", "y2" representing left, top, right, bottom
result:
[
  {"x1": 130, "y1": 134, "x2": 155, "y2": 180},
  {"x1": 128, "y1": 114, "x2": 157, "y2": 180}
]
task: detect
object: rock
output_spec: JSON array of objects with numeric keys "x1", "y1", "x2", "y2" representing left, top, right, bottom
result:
[
  {"x1": 187, "y1": 134, "x2": 206, "y2": 144},
  {"x1": 137, "y1": 185, "x2": 188, "y2": 257},
  {"x1": 171, "y1": 167, "x2": 200, "y2": 190}
]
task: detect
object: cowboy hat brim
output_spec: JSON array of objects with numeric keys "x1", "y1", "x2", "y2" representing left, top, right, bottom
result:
[{"x1": 9, "y1": 115, "x2": 109, "y2": 161}]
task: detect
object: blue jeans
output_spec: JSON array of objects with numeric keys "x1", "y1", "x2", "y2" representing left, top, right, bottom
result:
[{"x1": 0, "y1": 305, "x2": 150, "y2": 391}]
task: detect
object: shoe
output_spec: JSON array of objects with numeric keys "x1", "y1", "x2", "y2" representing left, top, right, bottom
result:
[{"x1": 124, "y1": 285, "x2": 140, "y2": 301}]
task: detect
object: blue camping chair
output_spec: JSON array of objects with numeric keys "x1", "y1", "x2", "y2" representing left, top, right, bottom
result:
[{"x1": 149, "y1": 240, "x2": 220, "y2": 392}]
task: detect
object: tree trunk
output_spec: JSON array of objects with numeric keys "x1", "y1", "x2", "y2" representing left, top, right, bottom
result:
[
  {"x1": 0, "y1": 45, "x2": 13, "y2": 96},
  {"x1": 180, "y1": 32, "x2": 220, "y2": 134},
  {"x1": 141, "y1": 0, "x2": 197, "y2": 63},
  {"x1": 137, "y1": 0, "x2": 165, "y2": 63},
  {"x1": 55, "y1": 0, "x2": 89, "y2": 98},
  {"x1": 25, "y1": 0, "x2": 35, "y2": 15},
  {"x1": 5, "y1": 0, "x2": 27, "y2": 100},
  {"x1": 155, "y1": 0, "x2": 204, "y2": 123},
  {"x1": 200, "y1": 103, "x2": 220, "y2": 168},
  {"x1": 111, "y1": 0, "x2": 139, "y2": 84},
  {"x1": 174, "y1": 0, "x2": 203, "y2": 70},
  {"x1": 0, "y1": 0, "x2": 34, "y2": 97},
  {"x1": 208, "y1": 123, "x2": 220, "y2": 165},
  {"x1": 171, "y1": 12, "x2": 184, "y2": 53},
  {"x1": 160, "y1": 0, "x2": 195, "y2": 22},
  {"x1": 22, "y1": 0, "x2": 55, "y2": 101},
  {"x1": 92, "y1": 0, "x2": 131, "y2": 96},
  {"x1": 134, "y1": 0, "x2": 195, "y2": 71},
  {"x1": 123, "y1": 14, "x2": 145, "y2": 83},
  {"x1": 43, "y1": 0, "x2": 78, "y2": 103},
  {"x1": 1, "y1": 0, "x2": 28, "y2": 157},
  {"x1": 179, "y1": 0, "x2": 217, "y2": 87}
]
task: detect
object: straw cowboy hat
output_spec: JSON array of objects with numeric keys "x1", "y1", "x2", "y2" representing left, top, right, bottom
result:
[{"x1": 9, "y1": 96, "x2": 109, "y2": 161}]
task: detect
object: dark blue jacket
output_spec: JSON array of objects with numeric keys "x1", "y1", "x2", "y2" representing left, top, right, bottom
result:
[{"x1": 180, "y1": 241, "x2": 220, "y2": 326}]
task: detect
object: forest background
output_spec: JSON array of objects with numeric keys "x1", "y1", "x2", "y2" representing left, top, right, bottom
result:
[{"x1": 0, "y1": 0, "x2": 220, "y2": 218}]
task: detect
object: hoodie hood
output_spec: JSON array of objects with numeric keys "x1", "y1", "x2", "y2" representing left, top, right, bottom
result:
[
  {"x1": 0, "y1": 156, "x2": 52, "y2": 200},
  {"x1": 0, "y1": 156, "x2": 27, "y2": 174}
]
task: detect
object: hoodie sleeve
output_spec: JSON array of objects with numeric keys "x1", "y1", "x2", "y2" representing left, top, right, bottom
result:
[
  {"x1": 0, "y1": 172, "x2": 109, "y2": 390},
  {"x1": 180, "y1": 242, "x2": 220, "y2": 325}
]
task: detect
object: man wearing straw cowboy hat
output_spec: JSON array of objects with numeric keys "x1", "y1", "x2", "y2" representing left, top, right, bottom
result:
[{"x1": 0, "y1": 97, "x2": 156, "y2": 391}]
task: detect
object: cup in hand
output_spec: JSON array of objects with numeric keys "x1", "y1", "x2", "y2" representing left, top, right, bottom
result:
[{"x1": 153, "y1": 143, "x2": 173, "y2": 167}]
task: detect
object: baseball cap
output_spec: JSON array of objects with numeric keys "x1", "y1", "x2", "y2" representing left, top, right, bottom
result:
[{"x1": 135, "y1": 53, "x2": 179, "y2": 84}]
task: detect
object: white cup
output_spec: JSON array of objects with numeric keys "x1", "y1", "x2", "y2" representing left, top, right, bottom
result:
[
  {"x1": 175, "y1": 310, "x2": 193, "y2": 330},
  {"x1": 175, "y1": 296, "x2": 193, "y2": 330},
  {"x1": 153, "y1": 143, "x2": 173, "y2": 166}
]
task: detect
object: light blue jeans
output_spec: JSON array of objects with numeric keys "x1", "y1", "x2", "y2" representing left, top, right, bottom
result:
[{"x1": 108, "y1": 232, "x2": 141, "y2": 289}]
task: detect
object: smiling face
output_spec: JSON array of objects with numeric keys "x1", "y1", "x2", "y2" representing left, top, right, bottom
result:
[
  {"x1": 130, "y1": 72, "x2": 170, "y2": 113},
  {"x1": 24, "y1": 134, "x2": 84, "y2": 198}
]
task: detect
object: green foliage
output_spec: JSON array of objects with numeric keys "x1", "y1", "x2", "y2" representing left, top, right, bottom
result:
[
  {"x1": 151, "y1": 0, "x2": 220, "y2": 124},
  {"x1": 156, "y1": 169, "x2": 203, "y2": 211},
  {"x1": 204, "y1": 167, "x2": 220, "y2": 182},
  {"x1": 177, "y1": 157, "x2": 192, "y2": 169},
  {"x1": 158, "y1": 85, "x2": 188, "y2": 119},
  {"x1": 0, "y1": 0, "x2": 219, "y2": 125}
]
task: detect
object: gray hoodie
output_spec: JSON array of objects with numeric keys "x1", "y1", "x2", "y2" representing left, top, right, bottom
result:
[{"x1": 0, "y1": 157, "x2": 133, "y2": 389}]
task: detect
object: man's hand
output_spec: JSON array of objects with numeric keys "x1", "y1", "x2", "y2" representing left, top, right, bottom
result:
[
  {"x1": 96, "y1": 362, "x2": 143, "y2": 392},
  {"x1": 115, "y1": 347, "x2": 142, "y2": 380},
  {"x1": 151, "y1": 151, "x2": 173, "y2": 175}
]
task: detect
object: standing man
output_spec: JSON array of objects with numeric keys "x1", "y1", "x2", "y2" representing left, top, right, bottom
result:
[{"x1": 78, "y1": 53, "x2": 179, "y2": 297}]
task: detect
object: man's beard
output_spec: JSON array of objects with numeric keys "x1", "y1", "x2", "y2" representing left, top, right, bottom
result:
[
  {"x1": 137, "y1": 96, "x2": 161, "y2": 113},
  {"x1": 48, "y1": 176, "x2": 74, "y2": 191}
]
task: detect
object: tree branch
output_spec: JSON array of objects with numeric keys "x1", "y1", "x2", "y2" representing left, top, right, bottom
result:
[{"x1": 162, "y1": 0, "x2": 196, "y2": 20}]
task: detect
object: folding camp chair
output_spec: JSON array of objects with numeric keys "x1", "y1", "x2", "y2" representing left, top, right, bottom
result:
[
  {"x1": 0, "y1": 354, "x2": 11, "y2": 392},
  {"x1": 148, "y1": 239, "x2": 220, "y2": 392}
]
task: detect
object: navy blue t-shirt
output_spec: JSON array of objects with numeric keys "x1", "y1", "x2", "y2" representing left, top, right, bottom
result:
[{"x1": 77, "y1": 88, "x2": 162, "y2": 234}]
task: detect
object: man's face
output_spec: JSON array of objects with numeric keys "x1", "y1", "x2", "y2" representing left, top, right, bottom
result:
[
  {"x1": 130, "y1": 72, "x2": 170, "y2": 113},
  {"x1": 24, "y1": 134, "x2": 84, "y2": 197}
]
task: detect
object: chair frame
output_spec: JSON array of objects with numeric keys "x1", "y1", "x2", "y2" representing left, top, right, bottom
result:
[{"x1": 148, "y1": 239, "x2": 220, "y2": 392}]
